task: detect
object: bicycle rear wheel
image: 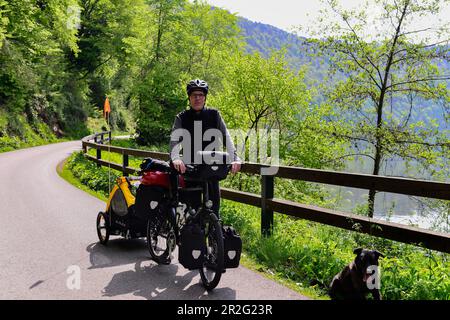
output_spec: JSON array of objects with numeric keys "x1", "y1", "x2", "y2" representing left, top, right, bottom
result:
[
  {"x1": 146, "y1": 213, "x2": 176, "y2": 265},
  {"x1": 199, "y1": 212, "x2": 224, "y2": 291}
]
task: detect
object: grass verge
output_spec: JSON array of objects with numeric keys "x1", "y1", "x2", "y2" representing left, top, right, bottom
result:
[
  {"x1": 57, "y1": 157, "x2": 109, "y2": 203},
  {"x1": 59, "y1": 150, "x2": 450, "y2": 300},
  {"x1": 58, "y1": 151, "x2": 325, "y2": 299}
]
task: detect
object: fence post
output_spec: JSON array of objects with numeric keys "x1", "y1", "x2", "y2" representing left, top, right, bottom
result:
[
  {"x1": 100, "y1": 133, "x2": 104, "y2": 144},
  {"x1": 261, "y1": 174, "x2": 274, "y2": 236},
  {"x1": 123, "y1": 153, "x2": 129, "y2": 177},
  {"x1": 95, "y1": 133, "x2": 101, "y2": 168},
  {"x1": 108, "y1": 131, "x2": 112, "y2": 143}
]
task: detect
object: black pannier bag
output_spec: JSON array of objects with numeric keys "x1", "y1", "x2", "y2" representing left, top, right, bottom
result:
[
  {"x1": 184, "y1": 151, "x2": 231, "y2": 182},
  {"x1": 195, "y1": 164, "x2": 230, "y2": 181},
  {"x1": 132, "y1": 185, "x2": 167, "y2": 233},
  {"x1": 178, "y1": 223, "x2": 206, "y2": 270},
  {"x1": 140, "y1": 157, "x2": 171, "y2": 172},
  {"x1": 223, "y1": 225, "x2": 242, "y2": 269}
]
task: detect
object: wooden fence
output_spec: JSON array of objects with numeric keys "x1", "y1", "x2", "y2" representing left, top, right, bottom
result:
[{"x1": 81, "y1": 131, "x2": 450, "y2": 254}]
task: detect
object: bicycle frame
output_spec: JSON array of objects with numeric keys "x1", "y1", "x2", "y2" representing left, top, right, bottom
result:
[
  {"x1": 144, "y1": 160, "x2": 230, "y2": 290},
  {"x1": 167, "y1": 173, "x2": 216, "y2": 247}
]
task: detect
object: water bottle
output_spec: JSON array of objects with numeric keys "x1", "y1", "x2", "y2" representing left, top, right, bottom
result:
[{"x1": 177, "y1": 203, "x2": 187, "y2": 226}]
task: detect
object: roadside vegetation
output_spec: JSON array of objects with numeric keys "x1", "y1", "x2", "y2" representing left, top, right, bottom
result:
[{"x1": 65, "y1": 147, "x2": 450, "y2": 300}]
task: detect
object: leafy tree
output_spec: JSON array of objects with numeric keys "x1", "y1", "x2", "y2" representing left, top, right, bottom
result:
[
  {"x1": 64, "y1": 0, "x2": 154, "y2": 135},
  {"x1": 173, "y1": 0, "x2": 241, "y2": 85},
  {"x1": 0, "y1": 0, "x2": 9, "y2": 49},
  {"x1": 134, "y1": 0, "x2": 241, "y2": 145},
  {"x1": 302, "y1": 0, "x2": 450, "y2": 217},
  {"x1": 0, "y1": 0, "x2": 80, "y2": 137},
  {"x1": 211, "y1": 49, "x2": 348, "y2": 169}
]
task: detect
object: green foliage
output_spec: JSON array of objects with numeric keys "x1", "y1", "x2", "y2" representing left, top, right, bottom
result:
[
  {"x1": 211, "y1": 49, "x2": 348, "y2": 170},
  {"x1": 133, "y1": 0, "x2": 241, "y2": 146},
  {"x1": 0, "y1": 0, "x2": 84, "y2": 141},
  {"x1": 67, "y1": 138, "x2": 450, "y2": 300},
  {"x1": 305, "y1": 0, "x2": 450, "y2": 177},
  {"x1": 0, "y1": 0, "x2": 7, "y2": 49},
  {"x1": 0, "y1": 113, "x2": 59, "y2": 152},
  {"x1": 135, "y1": 64, "x2": 186, "y2": 145},
  {"x1": 1, "y1": 0, "x2": 155, "y2": 144},
  {"x1": 173, "y1": 1, "x2": 241, "y2": 84},
  {"x1": 301, "y1": 0, "x2": 450, "y2": 218},
  {"x1": 67, "y1": 151, "x2": 121, "y2": 197},
  {"x1": 220, "y1": 199, "x2": 450, "y2": 300}
]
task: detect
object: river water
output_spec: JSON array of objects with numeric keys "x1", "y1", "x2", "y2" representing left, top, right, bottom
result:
[{"x1": 325, "y1": 158, "x2": 449, "y2": 233}]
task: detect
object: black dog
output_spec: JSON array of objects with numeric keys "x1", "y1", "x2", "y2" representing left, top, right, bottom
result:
[{"x1": 329, "y1": 248, "x2": 384, "y2": 300}]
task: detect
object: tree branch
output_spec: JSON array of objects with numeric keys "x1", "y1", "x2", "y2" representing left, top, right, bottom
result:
[
  {"x1": 319, "y1": 153, "x2": 376, "y2": 165},
  {"x1": 326, "y1": 1, "x2": 384, "y2": 85},
  {"x1": 386, "y1": 76, "x2": 450, "y2": 90},
  {"x1": 77, "y1": 55, "x2": 113, "y2": 80},
  {"x1": 399, "y1": 27, "x2": 434, "y2": 36},
  {"x1": 392, "y1": 140, "x2": 450, "y2": 148},
  {"x1": 393, "y1": 38, "x2": 450, "y2": 57}
]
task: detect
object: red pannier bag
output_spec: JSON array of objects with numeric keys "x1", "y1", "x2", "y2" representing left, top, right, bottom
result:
[{"x1": 141, "y1": 171, "x2": 185, "y2": 188}]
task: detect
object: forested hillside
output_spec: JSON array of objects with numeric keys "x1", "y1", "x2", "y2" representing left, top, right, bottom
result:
[
  {"x1": 0, "y1": 0, "x2": 239, "y2": 147},
  {"x1": 0, "y1": 0, "x2": 346, "y2": 170},
  {"x1": 238, "y1": 17, "x2": 329, "y2": 82},
  {"x1": 1, "y1": 1, "x2": 448, "y2": 220}
]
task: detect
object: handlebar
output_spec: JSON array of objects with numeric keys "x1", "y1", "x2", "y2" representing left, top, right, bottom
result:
[
  {"x1": 139, "y1": 155, "x2": 234, "y2": 181},
  {"x1": 184, "y1": 163, "x2": 232, "y2": 174}
]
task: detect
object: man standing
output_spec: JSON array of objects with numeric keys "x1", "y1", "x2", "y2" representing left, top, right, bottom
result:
[{"x1": 170, "y1": 79, "x2": 241, "y2": 215}]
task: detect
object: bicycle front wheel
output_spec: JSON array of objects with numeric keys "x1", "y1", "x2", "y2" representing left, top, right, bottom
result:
[{"x1": 199, "y1": 212, "x2": 224, "y2": 291}]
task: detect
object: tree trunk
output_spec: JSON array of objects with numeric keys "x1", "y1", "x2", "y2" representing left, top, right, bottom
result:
[
  {"x1": 368, "y1": 84, "x2": 386, "y2": 217},
  {"x1": 368, "y1": 143, "x2": 382, "y2": 217},
  {"x1": 155, "y1": 3, "x2": 164, "y2": 62}
]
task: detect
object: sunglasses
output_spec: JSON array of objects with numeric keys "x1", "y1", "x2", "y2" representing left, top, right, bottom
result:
[{"x1": 190, "y1": 93, "x2": 206, "y2": 98}]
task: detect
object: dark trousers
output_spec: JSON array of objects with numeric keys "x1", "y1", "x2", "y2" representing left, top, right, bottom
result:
[
  {"x1": 208, "y1": 180, "x2": 221, "y2": 218},
  {"x1": 184, "y1": 180, "x2": 221, "y2": 218}
]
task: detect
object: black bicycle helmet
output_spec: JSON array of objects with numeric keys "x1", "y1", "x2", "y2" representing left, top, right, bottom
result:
[{"x1": 186, "y1": 79, "x2": 208, "y2": 96}]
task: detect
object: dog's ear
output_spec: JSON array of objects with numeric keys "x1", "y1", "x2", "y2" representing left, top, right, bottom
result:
[
  {"x1": 353, "y1": 248, "x2": 363, "y2": 256},
  {"x1": 374, "y1": 250, "x2": 385, "y2": 258}
]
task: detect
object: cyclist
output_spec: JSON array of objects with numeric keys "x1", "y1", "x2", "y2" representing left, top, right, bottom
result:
[{"x1": 169, "y1": 79, "x2": 241, "y2": 215}]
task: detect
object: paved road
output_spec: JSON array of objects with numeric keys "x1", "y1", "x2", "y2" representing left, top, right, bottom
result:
[{"x1": 0, "y1": 141, "x2": 309, "y2": 300}]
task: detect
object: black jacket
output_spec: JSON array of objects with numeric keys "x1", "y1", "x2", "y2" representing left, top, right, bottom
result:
[{"x1": 169, "y1": 107, "x2": 240, "y2": 164}]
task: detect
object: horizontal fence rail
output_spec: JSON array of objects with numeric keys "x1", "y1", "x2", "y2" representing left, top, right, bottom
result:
[
  {"x1": 241, "y1": 163, "x2": 450, "y2": 201},
  {"x1": 81, "y1": 132, "x2": 450, "y2": 254}
]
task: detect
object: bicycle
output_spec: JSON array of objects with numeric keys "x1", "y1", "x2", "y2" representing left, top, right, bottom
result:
[{"x1": 145, "y1": 151, "x2": 231, "y2": 290}]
